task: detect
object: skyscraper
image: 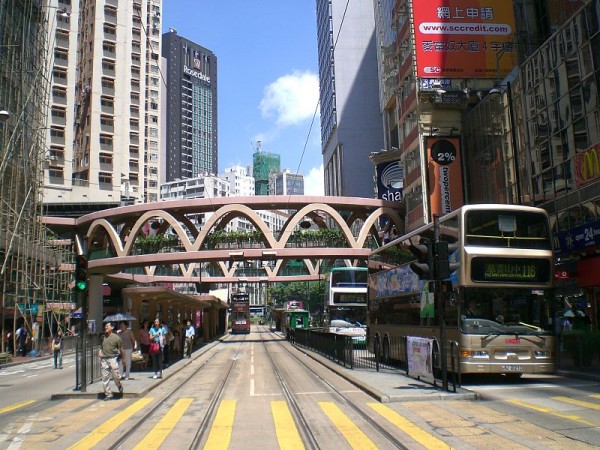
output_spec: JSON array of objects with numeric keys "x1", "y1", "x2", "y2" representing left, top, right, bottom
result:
[
  {"x1": 316, "y1": 0, "x2": 384, "y2": 198},
  {"x1": 252, "y1": 143, "x2": 280, "y2": 196},
  {"x1": 162, "y1": 29, "x2": 218, "y2": 182},
  {"x1": 43, "y1": 0, "x2": 163, "y2": 210}
]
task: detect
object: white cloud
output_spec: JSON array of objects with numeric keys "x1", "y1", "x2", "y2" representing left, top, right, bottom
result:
[
  {"x1": 303, "y1": 164, "x2": 324, "y2": 196},
  {"x1": 259, "y1": 70, "x2": 319, "y2": 126}
]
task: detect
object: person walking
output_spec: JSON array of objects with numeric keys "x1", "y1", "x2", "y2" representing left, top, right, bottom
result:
[
  {"x1": 98, "y1": 322, "x2": 124, "y2": 400},
  {"x1": 16, "y1": 324, "x2": 28, "y2": 357},
  {"x1": 138, "y1": 320, "x2": 150, "y2": 368},
  {"x1": 149, "y1": 318, "x2": 165, "y2": 379},
  {"x1": 184, "y1": 320, "x2": 195, "y2": 358},
  {"x1": 118, "y1": 321, "x2": 136, "y2": 380},
  {"x1": 52, "y1": 330, "x2": 64, "y2": 369}
]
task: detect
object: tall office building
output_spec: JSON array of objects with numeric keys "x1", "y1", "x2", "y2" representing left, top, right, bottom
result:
[
  {"x1": 162, "y1": 29, "x2": 217, "y2": 182},
  {"x1": 316, "y1": 0, "x2": 384, "y2": 198},
  {"x1": 43, "y1": 0, "x2": 163, "y2": 211},
  {"x1": 270, "y1": 169, "x2": 304, "y2": 196}
]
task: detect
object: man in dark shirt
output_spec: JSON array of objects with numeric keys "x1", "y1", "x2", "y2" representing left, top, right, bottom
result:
[{"x1": 98, "y1": 322, "x2": 124, "y2": 400}]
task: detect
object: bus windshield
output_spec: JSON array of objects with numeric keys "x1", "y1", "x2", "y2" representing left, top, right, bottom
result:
[
  {"x1": 461, "y1": 287, "x2": 553, "y2": 335},
  {"x1": 331, "y1": 269, "x2": 368, "y2": 287},
  {"x1": 465, "y1": 210, "x2": 551, "y2": 249}
]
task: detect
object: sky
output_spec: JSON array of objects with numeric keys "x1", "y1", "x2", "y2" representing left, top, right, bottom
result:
[{"x1": 162, "y1": 1, "x2": 324, "y2": 195}]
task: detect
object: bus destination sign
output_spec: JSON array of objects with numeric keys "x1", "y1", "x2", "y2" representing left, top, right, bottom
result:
[{"x1": 471, "y1": 257, "x2": 551, "y2": 283}]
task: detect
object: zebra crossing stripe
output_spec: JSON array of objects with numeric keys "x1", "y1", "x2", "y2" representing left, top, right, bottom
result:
[
  {"x1": 133, "y1": 398, "x2": 194, "y2": 450},
  {"x1": 0, "y1": 400, "x2": 35, "y2": 415},
  {"x1": 368, "y1": 402, "x2": 451, "y2": 449},
  {"x1": 319, "y1": 401, "x2": 378, "y2": 450},
  {"x1": 271, "y1": 400, "x2": 305, "y2": 450},
  {"x1": 67, "y1": 398, "x2": 153, "y2": 450},
  {"x1": 507, "y1": 399, "x2": 598, "y2": 426},
  {"x1": 204, "y1": 399, "x2": 236, "y2": 450},
  {"x1": 552, "y1": 396, "x2": 600, "y2": 411}
]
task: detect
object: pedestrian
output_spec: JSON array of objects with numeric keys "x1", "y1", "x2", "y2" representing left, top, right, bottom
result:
[
  {"x1": 139, "y1": 320, "x2": 150, "y2": 368},
  {"x1": 118, "y1": 321, "x2": 136, "y2": 380},
  {"x1": 149, "y1": 318, "x2": 165, "y2": 379},
  {"x1": 184, "y1": 320, "x2": 195, "y2": 358},
  {"x1": 52, "y1": 329, "x2": 64, "y2": 369},
  {"x1": 16, "y1": 324, "x2": 28, "y2": 357},
  {"x1": 98, "y1": 322, "x2": 124, "y2": 400},
  {"x1": 161, "y1": 320, "x2": 172, "y2": 367},
  {"x1": 172, "y1": 329, "x2": 181, "y2": 357}
]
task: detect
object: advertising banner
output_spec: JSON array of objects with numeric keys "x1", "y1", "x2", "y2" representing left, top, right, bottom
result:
[
  {"x1": 412, "y1": 1, "x2": 517, "y2": 78},
  {"x1": 376, "y1": 160, "x2": 404, "y2": 201},
  {"x1": 407, "y1": 337, "x2": 434, "y2": 379},
  {"x1": 574, "y1": 143, "x2": 600, "y2": 187},
  {"x1": 427, "y1": 137, "x2": 464, "y2": 216}
]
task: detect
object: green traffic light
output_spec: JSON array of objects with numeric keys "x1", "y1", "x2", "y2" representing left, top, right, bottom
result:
[{"x1": 75, "y1": 280, "x2": 88, "y2": 291}]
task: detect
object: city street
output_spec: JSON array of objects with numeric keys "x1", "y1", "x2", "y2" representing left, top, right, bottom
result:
[{"x1": 0, "y1": 329, "x2": 599, "y2": 449}]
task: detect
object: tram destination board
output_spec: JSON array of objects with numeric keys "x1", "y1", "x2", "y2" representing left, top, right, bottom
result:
[{"x1": 470, "y1": 257, "x2": 551, "y2": 283}]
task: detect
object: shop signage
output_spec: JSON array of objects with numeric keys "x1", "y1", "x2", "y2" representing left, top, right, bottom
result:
[
  {"x1": 554, "y1": 218, "x2": 600, "y2": 255},
  {"x1": 183, "y1": 65, "x2": 210, "y2": 83},
  {"x1": 574, "y1": 143, "x2": 600, "y2": 187}
]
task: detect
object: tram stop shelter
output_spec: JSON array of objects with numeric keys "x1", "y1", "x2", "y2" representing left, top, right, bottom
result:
[{"x1": 121, "y1": 286, "x2": 227, "y2": 341}]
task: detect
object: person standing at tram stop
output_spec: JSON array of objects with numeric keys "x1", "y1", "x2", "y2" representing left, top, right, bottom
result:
[
  {"x1": 51, "y1": 329, "x2": 64, "y2": 369},
  {"x1": 184, "y1": 320, "x2": 195, "y2": 358},
  {"x1": 139, "y1": 320, "x2": 151, "y2": 368},
  {"x1": 118, "y1": 321, "x2": 137, "y2": 380},
  {"x1": 98, "y1": 322, "x2": 124, "y2": 400},
  {"x1": 149, "y1": 318, "x2": 166, "y2": 379}
]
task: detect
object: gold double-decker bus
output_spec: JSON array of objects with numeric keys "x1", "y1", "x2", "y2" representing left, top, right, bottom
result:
[{"x1": 368, "y1": 204, "x2": 556, "y2": 377}]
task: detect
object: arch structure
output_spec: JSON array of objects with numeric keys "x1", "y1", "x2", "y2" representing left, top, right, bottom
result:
[{"x1": 43, "y1": 195, "x2": 403, "y2": 284}]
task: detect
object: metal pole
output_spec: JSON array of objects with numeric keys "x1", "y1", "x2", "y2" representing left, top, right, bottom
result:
[
  {"x1": 506, "y1": 82, "x2": 522, "y2": 204},
  {"x1": 433, "y1": 215, "x2": 448, "y2": 390}
]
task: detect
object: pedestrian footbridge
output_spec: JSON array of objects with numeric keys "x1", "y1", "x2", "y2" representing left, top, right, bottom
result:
[{"x1": 44, "y1": 195, "x2": 403, "y2": 284}]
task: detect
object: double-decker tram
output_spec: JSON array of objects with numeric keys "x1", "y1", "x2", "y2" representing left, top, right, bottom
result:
[
  {"x1": 368, "y1": 204, "x2": 556, "y2": 377},
  {"x1": 230, "y1": 292, "x2": 250, "y2": 334}
]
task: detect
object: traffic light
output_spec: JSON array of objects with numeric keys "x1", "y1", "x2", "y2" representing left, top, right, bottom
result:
[
  {"x1": 435, "y1": 241, "x2": 460, "y2": 279},
  {"x1": 409, "y1": 241, "x2": 433, "y2": 280},
  {"x1": 74, "y1": 254, "x2": 88, "y2": 292}
]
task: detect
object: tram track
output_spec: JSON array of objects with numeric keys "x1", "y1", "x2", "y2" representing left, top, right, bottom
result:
[
  {"x1": 267, "y1": 328, "x2": 411, "y2": 450},
  {"x1": 106, "y1": 334, "x2": 244, "y2": 450}
]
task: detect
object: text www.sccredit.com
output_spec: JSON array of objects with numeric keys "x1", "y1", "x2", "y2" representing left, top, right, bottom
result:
[{"x1": 419, "y1": 22, "x2": 512, "y2": 35}]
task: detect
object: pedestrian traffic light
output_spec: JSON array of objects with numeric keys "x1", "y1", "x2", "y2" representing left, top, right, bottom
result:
[
  {"x1": 409, "y1": 240, "x2": 433, "y2": 280},
  {"x1": 75, "y1": 254, "x2": 88, "y2": 292}
]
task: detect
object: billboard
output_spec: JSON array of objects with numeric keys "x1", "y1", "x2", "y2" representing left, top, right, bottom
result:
[
  {"x1": 376, "y1": 160, "x2": 404, "y2": 201},
  {"x1": 427, "y1": 137, "x2": 464, "y2": 216},
  {"x1": 412, "y1": 1, "x2": 517, "y2": 78}
]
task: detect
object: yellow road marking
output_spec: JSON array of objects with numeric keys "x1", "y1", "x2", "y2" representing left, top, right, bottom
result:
[
  {"x1": 590, "y1": 394, "x2": 600, "y2": 400},
  {"x1": 553, "y1": 396, "x2": 600, "y2": 411},
  {"x1": 67, "y1": 398, "x2": 153, "y2": 450},
  {"x1": 368, "y1": 403, "x2": 451, "y2": 449},
  {"x1": 0, "y1": 400, "x2": 35, "y2": 415},
  {"x1": 204, "y1": 399, "x2": 236, "y2": 450},
  {"x1": 133, "y1": 398, "x2": 193, "y2": 450},
  {"x1": 271, "y1": 400, "x2": 305, "y2": 450},
  {"x1": 319, "y1": 401, "x2": 378, "y2": 450},
  {"x1": 508, "y1": 399, "x2": 598, "y2": 426}
]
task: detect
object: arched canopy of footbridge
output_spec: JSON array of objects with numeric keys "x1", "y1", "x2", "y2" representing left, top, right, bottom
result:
[{"x1": 43, "y1": 195, "x2": 404, "y2": 284}]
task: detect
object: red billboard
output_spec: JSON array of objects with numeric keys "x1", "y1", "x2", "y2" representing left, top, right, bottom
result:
[{"x1": 412, "y1": 1, "x2": 517, "y2": 79}]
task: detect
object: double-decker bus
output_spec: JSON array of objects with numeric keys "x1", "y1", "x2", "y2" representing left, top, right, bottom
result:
[
  {"x1": 368, "y1": 204, "x2": 556, "y2": 377},
  {"x1": 230, "y1": 293, "x2": 250, "y2": 334},
  {"x1": 324, "y1": 267, "x2": 368, "y2": 344},
  {"x1": 325, "y1": 267, "x2": 368, "y2": 325}
]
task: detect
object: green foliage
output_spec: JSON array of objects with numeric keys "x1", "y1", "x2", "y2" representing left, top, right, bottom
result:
[
  {"x1": 134, "y1": 234, "x2": 179, "y2": 254},
  {"x1": 268, "y1": 281, "x2": 325, "y2": 312}
]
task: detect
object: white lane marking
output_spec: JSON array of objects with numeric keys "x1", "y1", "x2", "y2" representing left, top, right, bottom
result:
[{"x1": 250, "y1": 378, "x2": 255, "y2": 396}]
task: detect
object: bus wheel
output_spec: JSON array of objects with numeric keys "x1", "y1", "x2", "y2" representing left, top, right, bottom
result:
[{"x1": 382, "y1": 337, "x2": 391, "y2": 364}]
